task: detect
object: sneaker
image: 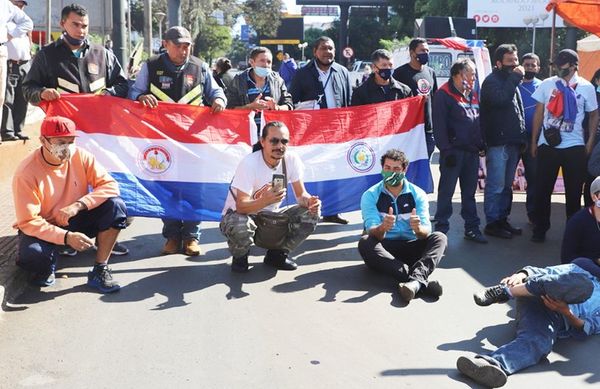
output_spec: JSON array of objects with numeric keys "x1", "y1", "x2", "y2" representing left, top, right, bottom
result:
[
  {"x1": 500, "y1": 219, "x2": 522, "y2": 235},
  {"x1": 110, "y1": 242, "x2": 129, "y2": 256},
  {"x1": 264, "y1": 250, "x2": 298, "y2": 270},
  {"x1": 464, "y1": 229, "x2": 488, "y2": 244},
  {"x1": 423, "y1": 280, "x2": 443, "y2": 297},
  {"x1": 31, "y1": 272, "x2": 56, "y2": 287},
  {"x1": 473, "y1": 284, "x2": 511, "y2": 306},
  {"x1": 183, "y1": 239, "x2": 201, "y2": 256},
  {"x1": 231, "y1": 254, "x2": 249, "y2": 273},
  {"x1": 58, "y1": 246, "x2": 78, "y2": 256},
  {"x1": 398, "y1": 280, "x2": 421, "y2": 302},
  {"x1": 87, "y1": 264, "x2": 120, "y2": 293},
  {"x1": 161, "y1": 238, "x2": 180, "y2": 255},
  {"x1": 456, "y1": 356, "x2": 507, "y2": 387},
  {"x1": 484, "y1": 222, "x2": 512, "y2": 239}
]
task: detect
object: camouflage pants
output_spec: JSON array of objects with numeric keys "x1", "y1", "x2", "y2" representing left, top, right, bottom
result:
[{"x1": 220, "y1": 205, "x2": 319, "y2": 258}]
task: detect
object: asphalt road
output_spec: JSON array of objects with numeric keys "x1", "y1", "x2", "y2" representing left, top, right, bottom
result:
[{"x1": 1, "y1": 185, "x2": 599, "y2": 388}]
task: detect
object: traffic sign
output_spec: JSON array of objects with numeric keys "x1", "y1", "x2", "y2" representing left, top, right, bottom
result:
[{"x1": 342, "y1": 47, "x2": 354, "y2": 59}]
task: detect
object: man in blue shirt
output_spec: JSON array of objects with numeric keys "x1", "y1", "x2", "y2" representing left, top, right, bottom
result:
[
  {"x1": 358, "y1": 149, "x2": 447, "y2": 302},
  {"x1": 457, "y1": 262, "x2": 600, "y2": 387},
  {"x1": 517, "y1": 53, "x2": 543, "y2": 224}
]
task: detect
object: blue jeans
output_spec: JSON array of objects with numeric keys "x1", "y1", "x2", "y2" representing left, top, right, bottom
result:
[
  {"x1": 435, "y1": 149, "x2": 480, "y2": 233},
  {"x1": 484, "y1": 145, "x2": 521, "y2": 224},
  {"x1": 480, "y1": 264, "x2": 597, "y2": 375},
  {"x1": 162, "y1": 219, "x2": 201, "y2": 241},
  {"x1": 17, "y1": 197, "x2": 128, "y2": 277}
]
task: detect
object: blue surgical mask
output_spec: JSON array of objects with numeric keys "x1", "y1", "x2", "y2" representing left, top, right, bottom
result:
[
  {"x1": 378, "y1": 68, "x2": 392, "y2": 80},
  {"x1": 416, "y1": 53, "x2": 429, "y2": 65},
  {"x1": 596, "y1": 199, "x2": 600, "y2": 208},
  {"x1": 253, "y1": 66, "x2": 270, "y2": 78},
  {"x1": 63, "y1": 31, "x2": 86, "y2": 46},
  {"x1": 596, "y1": 85, "x2": 600, "y2": 93}
]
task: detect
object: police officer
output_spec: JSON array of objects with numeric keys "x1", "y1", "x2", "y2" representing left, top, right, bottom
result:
[
  {"x1": 22, "y1": 3, "x2": 128, "y2": 104},
  {"x1": 128, "y1": 26, "x2": 226, "y2": 257}
]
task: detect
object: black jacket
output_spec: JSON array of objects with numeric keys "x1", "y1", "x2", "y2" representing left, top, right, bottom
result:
[
  {"x1": 350, "y1": 75, "x2": 412, "y2": 106},
  {"x1": 225, "y1": 68, "x2": 293, "y2": 109},
  {"x1": 288, "y1": 60, "x2": 351, "y2": 108},
  {"x1": 479, "y1": 68, "x2": 526, "y2": 147},
  {"x1": 23, "y1": 37, "x2": 128, "y2": 104}
]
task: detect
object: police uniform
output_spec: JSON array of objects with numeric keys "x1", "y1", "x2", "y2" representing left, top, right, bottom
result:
[{"x1": 22, "y1": 36, "x2": 129, "y2": 104}]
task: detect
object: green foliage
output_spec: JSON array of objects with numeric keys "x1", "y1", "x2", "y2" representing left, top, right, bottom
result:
[
  {"x1": 227, "y1": 37, "x2": 250, "y2": 67},
  {"x1": 194, "y1": 21, "x2": 232, "y2": 63},
  {"x1": 379, "y1": 36, "x2": 412, "y2": 52},
  {"x1": 242, "y1": 0, "x2": 283, "y2": 37}
]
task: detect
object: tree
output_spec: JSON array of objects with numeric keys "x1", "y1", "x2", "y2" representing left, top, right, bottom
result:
[
  {"x1": 194, "y1": 22, "x2": 232, "y2": 63},
  {"x1": 243, "y1": 0, "x2": 283, "y2": 37}
]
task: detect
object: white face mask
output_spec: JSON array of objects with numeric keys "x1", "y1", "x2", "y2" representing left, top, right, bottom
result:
[
  {"x1": 47, "y1": 141, "x2": 75, "y2": 161},
  {"x1": 596, "y1": 199, "x2": 600, "y2": 209}
]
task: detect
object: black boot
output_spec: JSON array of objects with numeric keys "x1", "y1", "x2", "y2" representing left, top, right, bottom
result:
[
  {"x1": 264, "y1": 250, "x2": 297, "y2": 271},
  {"x1": 231, "y1": 254, "x2": 249, "y2": 273}
]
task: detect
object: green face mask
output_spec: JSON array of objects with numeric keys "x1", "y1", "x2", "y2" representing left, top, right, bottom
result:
[{"x1": 382, "y1": 170, "x2": 404, "y2": 187}]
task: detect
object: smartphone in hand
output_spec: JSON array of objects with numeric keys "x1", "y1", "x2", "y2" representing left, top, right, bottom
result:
[{"x1": 272, "y1": 174, "x2": 285, "y2": 192}]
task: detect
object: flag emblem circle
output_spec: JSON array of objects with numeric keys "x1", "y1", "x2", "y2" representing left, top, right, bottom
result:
[
  {"x1": 140, "y1": 145, "x2": 172, "y2": 174},
  {"x1": 347, "y1": 142, "x2": 375, "y2": 173}
]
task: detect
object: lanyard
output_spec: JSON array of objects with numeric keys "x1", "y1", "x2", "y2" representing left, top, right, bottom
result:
[{"x1": 317, "y1": 70, "x2": 333, "y2": 105}]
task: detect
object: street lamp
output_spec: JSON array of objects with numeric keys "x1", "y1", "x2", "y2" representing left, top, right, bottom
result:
[
  {"x1": 298, "y1": 42, "x2": 308, "y2": 62},
  {"x1": 156, "y1": 12, "x2": 166, "y2": 41},
  {"x1": 523, "y1": 13, "x2": 549, "y2": 53}
]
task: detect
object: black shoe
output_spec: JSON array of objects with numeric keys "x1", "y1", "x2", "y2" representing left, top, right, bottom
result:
[
  {"x1": 464, "y1": 229, "x2": 488, "y2": 244},
  {"x1": 398, "y1": 280, "x2": 421, "y2": 301},
  {"x1": 473, "y1": 284, "x2": 511, "y2": 306},
  {"x1": 322, "y1": 214, "x2": 349, "y2": 224},
  {"x1": 484, "y1": 222, "x2": 512, "y2": 239},
  {"x1": 31, "y1": 272, "x2": 55, "y2": 287},
  {"x1": 264, "y1": 250, "x2": 297, "y2": 270},
  {"x1": 456, "y1": 356, "x2": 507, "y2": 387},
  {"x1": 500, "y1": 219, "x2": 522, "y2": 235},
  {"x1": 423, "y1": 280, "x2": 443, "y2": 297},
  {"x1": 16, "y1": 134, "x2": 30, "y2": 140},
  {"x1": 231, "y1": 254, "x2": 249, "y2": 273},
  {"x1": 1, "y1": 134, "x2": 19, "y2": 141},
  {"x1": 531, "y1": 231, "x2": 545, "y2": 243}
]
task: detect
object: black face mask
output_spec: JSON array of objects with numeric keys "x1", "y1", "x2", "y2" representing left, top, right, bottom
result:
[
  {"x1": 524, "y1": 71, "x2": 536, "y2": 80},
  {"x1": 557, "y1": 67, "x2": 571, "y2": 78}
]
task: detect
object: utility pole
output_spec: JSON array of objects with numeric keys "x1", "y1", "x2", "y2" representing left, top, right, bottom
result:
[
  {"x1": 143, "y1": 0, "x2": 152, "y2": 55},
  {"x1": 46, "y1": 0, "x2": 52, "y2": 44},
  {"x1": 112, "y1": 0, "x2": 128, "y2": 70},
  {"x1": 168, "y1": 0, "x2": 182, "y2": 27}
]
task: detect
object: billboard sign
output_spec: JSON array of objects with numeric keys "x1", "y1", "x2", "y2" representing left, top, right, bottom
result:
[{"x1": 467, "y1": 0, "x2": 564, "y2": 28}]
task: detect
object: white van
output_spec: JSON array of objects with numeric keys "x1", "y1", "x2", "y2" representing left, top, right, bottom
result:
[{"x1": 392, "y1": 38, "x2": 492, "y2": 88}]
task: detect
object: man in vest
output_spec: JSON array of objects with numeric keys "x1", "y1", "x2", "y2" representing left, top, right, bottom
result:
[
  {"x1": 22, "y1": 3, "x2": 128, "y2": 104},
  {"x1": 128, "y1": 26, "x2": 226, "y2": 256},
  {"x1": 22, "y1": 3, "x2": 129, "y2": 257}
]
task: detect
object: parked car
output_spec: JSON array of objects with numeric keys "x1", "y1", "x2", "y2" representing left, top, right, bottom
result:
[{"x1": 349, "y1": 60, "x2": 372, "y2": 88}]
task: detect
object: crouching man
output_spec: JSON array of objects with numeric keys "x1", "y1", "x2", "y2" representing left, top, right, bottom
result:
[
  {"x1": 12, "y1": 116, "x2": 127, "y2": 293},
  {"x1": 457, "y1": 260, "x2": 600, "y2": 387},
  {"x1": 220, "y1": 121, "x2": 321, "y2": 272},
  {"x1": 358, "y1": 149, "x2": 447, "y2": 302}
]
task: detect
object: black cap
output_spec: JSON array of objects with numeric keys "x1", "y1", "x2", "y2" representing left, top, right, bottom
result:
[
  {"x1": 163, "y1": 26, "x2": 192, "y2": 44},
  {"x1": 554, "y1": 49, "x2": 579, "y2": 67}
]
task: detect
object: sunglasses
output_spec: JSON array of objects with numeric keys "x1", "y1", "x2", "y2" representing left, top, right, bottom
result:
[{"x1": 268, "y1": 137, "x2": 289, "y2": 145}]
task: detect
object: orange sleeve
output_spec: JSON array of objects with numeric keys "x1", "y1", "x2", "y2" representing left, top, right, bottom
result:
[
  {"x1": 77, "y1": 150, "x2": 120, "y2": 210},
  {"x1": 12, "y1": 171, "x2": 68, "y2": 245}
]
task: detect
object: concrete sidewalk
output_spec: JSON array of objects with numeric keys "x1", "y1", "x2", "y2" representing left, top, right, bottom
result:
[{"x1": 0, "y1": 106, "x2": 44, "y2": 308}]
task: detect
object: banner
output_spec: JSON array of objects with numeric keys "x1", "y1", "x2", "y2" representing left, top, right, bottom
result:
[
  {"x1": 468, "y1": 0, "x2": 564, "y2": 28},
  {"x1": 42, "y1": 95, "x2": 431, "y2": 221}
]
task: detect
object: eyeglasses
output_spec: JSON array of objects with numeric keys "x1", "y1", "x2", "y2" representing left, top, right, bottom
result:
[{"x1": 269, "y1": 137, "x2": 289, "y2": 145}]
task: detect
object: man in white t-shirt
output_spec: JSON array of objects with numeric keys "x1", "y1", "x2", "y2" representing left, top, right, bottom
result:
[
  {"x1": 530, "y1": 49, "x2": 599, "y2": 243},
  {"x1": 220, "y1": 121, "x2": 321, "y2": 272}
]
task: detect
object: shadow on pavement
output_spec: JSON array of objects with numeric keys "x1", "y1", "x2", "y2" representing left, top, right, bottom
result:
[{"x1": 99, "y1": 263, "x2": 278, "y2": 309}]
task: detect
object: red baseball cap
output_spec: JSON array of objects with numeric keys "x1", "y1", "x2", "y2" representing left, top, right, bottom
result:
[{"x1": 40, "y1": 116, "x2": 79, "y2": 138}]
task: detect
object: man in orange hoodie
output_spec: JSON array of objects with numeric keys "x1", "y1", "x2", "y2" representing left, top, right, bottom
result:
[{"x1": 12, "y1": 116, "x2": 127, "y2": 293}]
